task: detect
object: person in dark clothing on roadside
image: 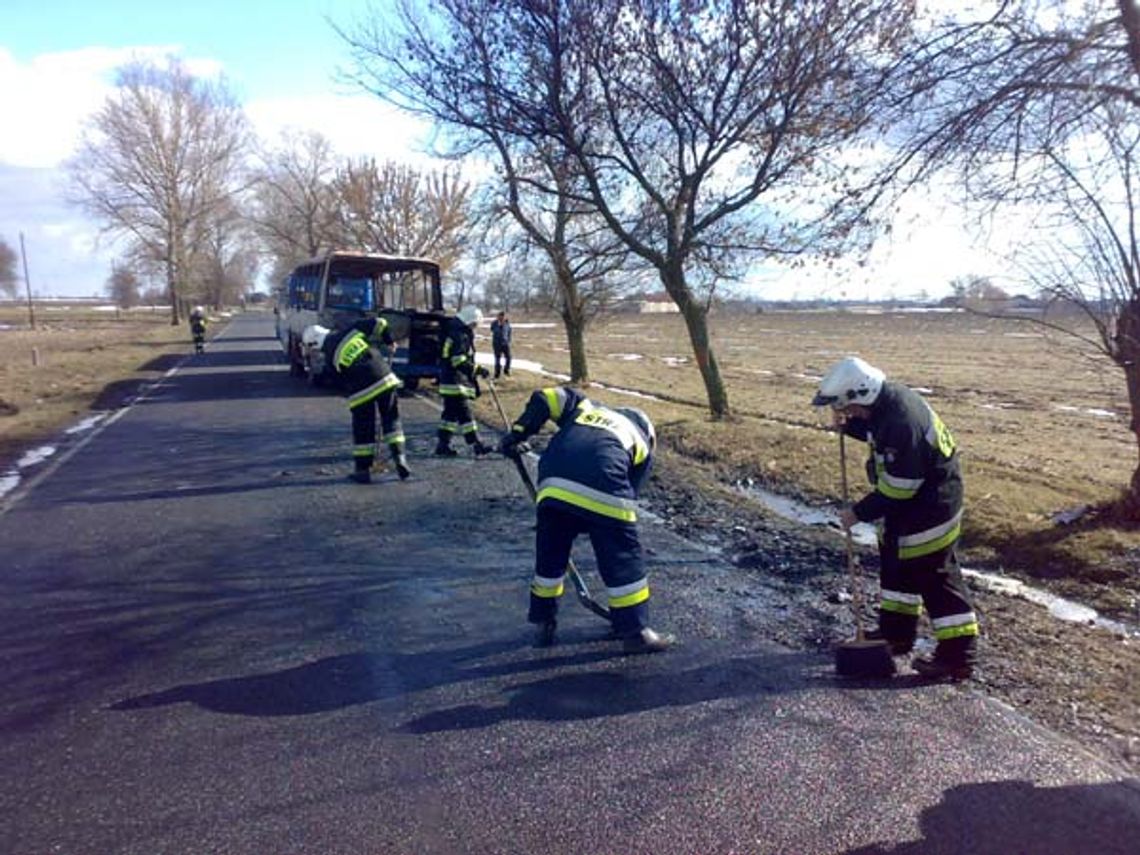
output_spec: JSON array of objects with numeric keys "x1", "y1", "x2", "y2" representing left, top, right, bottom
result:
[
  {"x1": 813, "y1": 356, "x2": 979, "y2": 681},
  {"x1": 322, "y1": 316, "x2": 410, "y2": 484},
  {"x1": 189, "y1": 306, "x2": 208, "y2": 354},
  {"x1": 436, "y1": 305, "x2": 494, "y2": 457},
  {"x1": 499, "y1": 385, "x2": 674, "y2": 654},
  {"x1": 491, "y1": 310, "x2": 512, "y2": 379}
]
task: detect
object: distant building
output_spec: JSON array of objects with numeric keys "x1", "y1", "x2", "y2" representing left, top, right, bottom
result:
[{"x1": 613, "y1": 292, "x2": 680, "y2": 314}]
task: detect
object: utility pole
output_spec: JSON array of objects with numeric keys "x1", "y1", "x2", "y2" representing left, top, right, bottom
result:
[{"x1": 19, "y1": 231, "x2": 36, "y2": 330}]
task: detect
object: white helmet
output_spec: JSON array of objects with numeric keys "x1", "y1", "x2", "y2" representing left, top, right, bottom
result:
[
  {"x1": 812, "y1": 357, "x2": 885, "y2": 408},
  {"x1": 615, "y1": 406, "x2": 656, "y2": 452},
  {"x1": 457, "y1": 305, "x2": 484, "y2": 326}
]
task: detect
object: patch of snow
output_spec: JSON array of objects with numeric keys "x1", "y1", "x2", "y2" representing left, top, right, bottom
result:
[
  {"x1": 64, "y1": 414, "x2": 108, "y2": 435},
  {"x1": 611, "y1": 353, "x2": 645, "y2": 361},
  {"x1": 16, "y1": 446, "x2": 56, "y2": 468},
  {"x1": 0, "y1": 472, "x2": 19, "y2": 500}
]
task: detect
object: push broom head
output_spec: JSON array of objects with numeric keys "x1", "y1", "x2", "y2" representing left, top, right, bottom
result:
[{"x1": 835, "y1": 637, "x2": 897, "y2": 678}]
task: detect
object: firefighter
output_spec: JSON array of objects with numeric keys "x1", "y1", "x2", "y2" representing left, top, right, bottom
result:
[
  {"x1": 813, "y1": 356, "x2": 979, "y2": 681},
  {"x1": 498, "y1": 385, "x2": 675, "y2": 653},
  {"x1": 435, "y1": 305, "x2": 494, "y2": 457},
  {"x1": 189, "y1": 306, "x2": 207, "y2": 354},
  {"x1": 322, "y1": 316, "x2": 410, "y2": 484}
]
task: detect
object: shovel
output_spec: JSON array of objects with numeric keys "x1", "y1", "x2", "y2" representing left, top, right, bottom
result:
[
  {"x1": 834, "y1": 430, "x2": 896, "y2": 678},
  {"x1": 485, "y1": 379, "x2": 611, "y2": 622}
]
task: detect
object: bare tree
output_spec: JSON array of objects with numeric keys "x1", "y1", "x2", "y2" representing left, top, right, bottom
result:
[
  {"x1": 344, "y1": 0, "x2": 916, "y2": 416},
  {"x1": 67, "y1": 57, "x2": 251, "y2": 325},
  {"x1": 249, "y1": 130, "x2": 341, "y2": 284},
  {"x1": 106, "y1": 264, "x2": 141, "y2": 308},
  {"x1": 330, "y1": 158, "x2": 471, "y2": 271},
  {"x1": 340, "y1": 0, "x2": 636, "y2": 382},
  {"x1": 893, "y1": 0, "x2": 1140, "y2": 504},
  {"x1": 188, "y1": 197, "x2": 260, "y2": 309},
  {"x1": 0, "y1": 237, "x2": 17, "y2": 299}
]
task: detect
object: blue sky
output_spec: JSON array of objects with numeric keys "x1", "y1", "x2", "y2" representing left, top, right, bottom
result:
[{"x1": 0, "y1": 1, "x2": 1015, "y2": 301}]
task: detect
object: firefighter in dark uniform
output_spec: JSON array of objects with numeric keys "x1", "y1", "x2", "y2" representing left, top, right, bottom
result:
[
  {"x1": 498, "y1": 385, "x2": 675, "y2": 653},
  {"x1": 435, "y1": 305, "x2": 494, "y2": 457},
  {"x1": 322, "y1": 316, "x2": 410, "y2": 484},
  {"x1": 814, "y1": 356, "x2": 979, "y2": 681},
  {"x1": 189, "y1": 306, "x2": 207, "y2": 353}
]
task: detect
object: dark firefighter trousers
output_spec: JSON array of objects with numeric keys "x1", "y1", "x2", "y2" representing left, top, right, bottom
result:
[
  {"x1": 877, "y1": 530, "x2": 978, "y2": 666},
  {"x1": 528, "y1": 502, "x2": 649, "y2": 637},
  {"x1": 438, "y1": 393, "x2": 480, "y2": 446},
  {"x1": 343, "y1": 365, "x2": 405, "y2": 474}
]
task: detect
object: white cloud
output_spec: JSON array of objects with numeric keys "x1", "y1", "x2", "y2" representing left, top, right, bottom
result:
[{"x1": 245, "y1": 91, "x2": 440, "y2": 167}]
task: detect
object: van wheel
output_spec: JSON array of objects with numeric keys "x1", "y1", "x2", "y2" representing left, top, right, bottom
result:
[{"x1": 288, "y1": 335, "x2": 306, "y2": 377}]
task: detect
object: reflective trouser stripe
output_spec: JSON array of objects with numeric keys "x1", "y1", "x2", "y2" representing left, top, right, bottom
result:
[
  {"x1": 383, "y1": 431, "x2": 405, "y2": 446},
  {"x1": 352, "y1": 444, "x2": 376, "y2": 458},
  {"x1": 531, "y1": 574, "x2": 565, "y2": 598},
  {"x1": 881, "y1": 589, "x2": 923, "y2": 616},
  {"x1": 932, "y1": 612, "x2": 980, "y2": 639},
  {"x1": 608, "y1": 578, "x2": 649, "y2": 609},
  {"x1": 459, "y1": 420, "x2": 478, "y2": 435},
  {"x1": 440, "y1": 420, "x2": 458, "y2": 434}
]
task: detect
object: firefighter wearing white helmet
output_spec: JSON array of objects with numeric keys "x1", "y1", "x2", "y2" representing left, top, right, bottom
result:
[
  {"x1": 814, "y1": 356, "x2": 979, "y2": 681},
  {"x1": 498, "y1": 386, "x2": 674, "y2": 653},
  {"x1": 189, "y1": 305, "x2": 208, "y2": 354},
  {"x1": 435, "y1": 304, "x2": 493, "y2": 457}
]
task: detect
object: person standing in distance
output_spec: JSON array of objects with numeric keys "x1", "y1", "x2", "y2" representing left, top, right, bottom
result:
[
  {"x1": 813, "y1": 356, "x2": 979, "y2": 681},
  {"x1": 491, "y1": 310, "x2": 512, "y2": 379},
  {"x1": 499, "y1": 385, "x2": 674, "y2": 653}
]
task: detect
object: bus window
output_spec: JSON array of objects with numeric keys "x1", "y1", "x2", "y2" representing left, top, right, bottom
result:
[{"x1": 327, "y1": 276, "x2": 375, "y2": 311}]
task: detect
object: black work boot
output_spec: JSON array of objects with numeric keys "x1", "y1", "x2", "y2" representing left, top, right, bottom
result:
[
  {"x1": 471, "y1": 438, "x2": 494, "y2": 456},
  {"x1": 394, "y1": 455, "x2": 411, "y2": 480},
  {"x1": 533, "y1": 620, "x2": 557, "y2": 648},
  {"x1": 348, "y1": 469, "x2": 371, "y2": 485},
  {"x1": 914, "y1": 636, "x2": 976, "y2": 682},
  {"x1": 622, "y1": 627, "x2": 676, "y2": 654},
  {"x1": 434, "y1": 436, "x2": 458, "y2": 457},
  {"x1": 864, "y1": 628, "x2": 915, "y2": 656},
  {"x1": 912, "y1": 657, "x2": 973, "y2": 682}
]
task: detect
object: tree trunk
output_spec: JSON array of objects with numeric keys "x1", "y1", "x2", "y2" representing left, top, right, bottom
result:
[
  {"x1": 166, "y1": 259, "x2": 180, "y2": 326},
  {"x1": 1116, "y1": 299, "x2": 1140, "y2": 512},
  {"x1": 557, "y1": 266, "x2": 590, "y2": 384},
  {"x1": 660, "y1": 267, "x2": 730, "y2": 418}
]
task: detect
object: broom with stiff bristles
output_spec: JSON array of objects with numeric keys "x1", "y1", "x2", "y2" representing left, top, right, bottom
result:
[{"x1": 834, "y1": 430, "x2": 896, "y2": 678}]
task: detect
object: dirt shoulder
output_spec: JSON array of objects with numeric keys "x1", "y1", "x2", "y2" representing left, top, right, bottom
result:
[{"x1": 643, "y1": 453, "x2": 1140, "y2": 775}]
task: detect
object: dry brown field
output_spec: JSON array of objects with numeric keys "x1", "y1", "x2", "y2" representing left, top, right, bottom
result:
[
  {"x1": 0, "y1": 303, "x2": 193, "y2": 466},
  {"x1": 478, "y1": 308, "x2": 1139, "y2": 617}
]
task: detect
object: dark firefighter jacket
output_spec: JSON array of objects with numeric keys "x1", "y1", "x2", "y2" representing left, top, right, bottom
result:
[
  {"x1": 439, "y1": 317, "x2": 478, "y2": 398},
  {"x1": 190, "y1": 313, "x2": 207, "y2": 335},
  {"x1": 508, "y1": 386, "x2": 653, "y2": 524},
  {"x1": 322, "y1": 317, "x2": 400, "y2": 403},
  {"x1": 842, "y1": 380, "x2": 963, "y2": 560}
]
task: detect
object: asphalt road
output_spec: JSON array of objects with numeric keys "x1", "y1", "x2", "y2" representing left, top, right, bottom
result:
[{"x1": 1, "y1": 312, "x2": 1138, "y2": 855}]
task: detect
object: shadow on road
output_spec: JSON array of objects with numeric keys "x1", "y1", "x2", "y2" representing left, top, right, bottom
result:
[
  {"x1": 843, "y1": 778, "x2": 1140, "y2": 855},
  {"x1": 108, "y1": 645, "x2": 821, "y2": 723},
  {"x1": 403, "y1": 650, "x2": 820, "y2": 732}
]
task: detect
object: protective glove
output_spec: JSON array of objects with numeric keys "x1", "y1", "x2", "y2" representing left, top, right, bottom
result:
[
  {"x1": 475, "y1": 365, "x2": 490, "y2": 379},
  {"x1": 473, "y1": 378, "x2": 482, "y2": 398},
  {"x1": 499, "y1": 435, "x2": 531, "y2": 459}
]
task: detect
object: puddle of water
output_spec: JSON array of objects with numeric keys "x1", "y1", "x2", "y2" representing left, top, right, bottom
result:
[{"x1": 736, "y1": 482, "x2": 1139, "y2": 638}]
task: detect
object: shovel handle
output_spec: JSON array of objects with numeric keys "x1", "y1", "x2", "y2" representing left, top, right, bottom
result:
[{"x1": 839, "y1": 430, "x2": 866, "y2": 641}]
